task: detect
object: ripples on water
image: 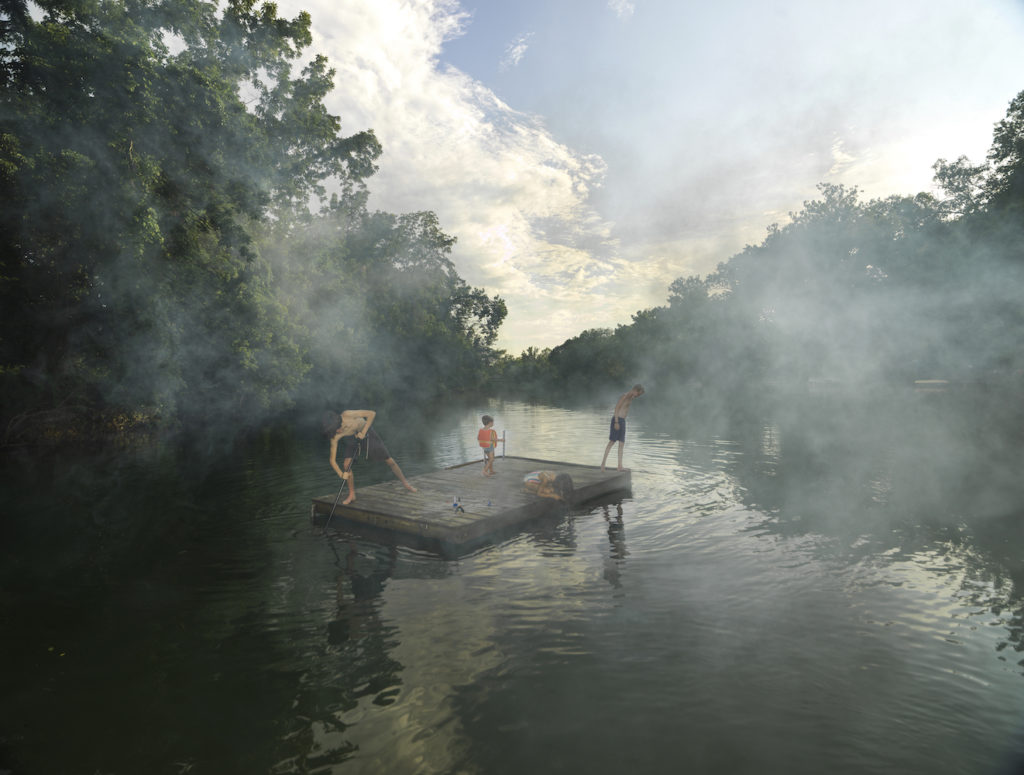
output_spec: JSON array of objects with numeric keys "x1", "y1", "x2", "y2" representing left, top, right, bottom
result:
[{"x1": 2, "y1": 399, "x2": 1023, "y2": 774}]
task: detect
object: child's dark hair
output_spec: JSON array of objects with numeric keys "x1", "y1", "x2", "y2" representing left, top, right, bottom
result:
[
  {"x1": 321, "y1": 410, "x2": 341, "y2": 438},
  {"x1": 481, "y1": 414, "x2": 494, "y2": 426},
  {"x1": 553, "y1": 473, "x2": 574, "y2": 501}
]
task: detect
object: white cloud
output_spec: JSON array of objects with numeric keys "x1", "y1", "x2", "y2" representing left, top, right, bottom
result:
[
  {"x1": 608, "y1": 0, "x2": 636, "y2": 19},
  {"x1": 499, "y1": 32, "x2": 534, "y2": 71},
  {"x1": 280, "y1": 0, "x2": 630, "y2": 352},
  {"x1": 828, "y1": 137, "x2": 857, "y2": 176},
  {"x1": 275, "y1": 0, "x2": 1024, "y2": 353}
]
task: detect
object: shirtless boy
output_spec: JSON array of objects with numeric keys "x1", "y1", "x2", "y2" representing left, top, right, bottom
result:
[
  {"x1": 600, "y1": 384, "x2": 644, "y2": 471},
  {"x1": 322, "y1": 409, "x2": 417, "y2": 505}
]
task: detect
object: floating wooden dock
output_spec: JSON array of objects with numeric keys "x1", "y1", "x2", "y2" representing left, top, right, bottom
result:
[{"x1": 310, "y1": 456, "x2": 631, "y2": 548}]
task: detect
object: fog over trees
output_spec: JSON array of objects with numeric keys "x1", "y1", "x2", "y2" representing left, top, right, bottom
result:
[
  {"x1": 1, "y1": 0, "x2": 505, "y2": 442},
  {"x1": 3, "y1": 0, "x2": 1024, "y2": 449},
  {"x1": 498, "y1": 91, "x2": 1024, "y2": 426}
]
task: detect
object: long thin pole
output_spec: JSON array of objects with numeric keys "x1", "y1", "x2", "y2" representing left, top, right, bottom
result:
[
  {"x1": 324, "y1": 442, "x2": 359, "y2": 530},
  {"x1": 324, "y1": 460, "x2": 353, "y2": 530},
  {"x1": 323, "y1": 483, "x2": 345, "y2": 530}
]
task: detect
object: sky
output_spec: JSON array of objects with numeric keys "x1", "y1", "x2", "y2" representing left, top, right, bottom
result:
[{"x1": 275, "y1": 0, "x2": 1024, "y2": 354}]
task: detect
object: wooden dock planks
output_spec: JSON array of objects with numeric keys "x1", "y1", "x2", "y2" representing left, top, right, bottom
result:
[{"x1": 310, "y1": 456, "x2": 631, "y2": 547}]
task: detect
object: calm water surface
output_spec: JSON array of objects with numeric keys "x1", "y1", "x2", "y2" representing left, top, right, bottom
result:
[{"x1": 2, "y1": 399, "x2": 1024, "y2": 774}]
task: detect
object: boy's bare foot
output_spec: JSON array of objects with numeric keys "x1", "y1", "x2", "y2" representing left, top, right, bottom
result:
[
  {"x1": 404, "y1": 483, "x2": 418, "y2": 492},
  {"x1": 342, "y1": 494, "x2": 356, "y2": 505}
]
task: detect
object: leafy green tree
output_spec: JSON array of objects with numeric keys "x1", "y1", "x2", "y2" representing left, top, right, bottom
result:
[
  {"x1": 545, "y1": 328, "x2": 619, "y2": 397},
  {"x1": 0, "y1": 0, "x2": 382, "y2": 434},
  {"x1": 983, "y1": 89, "x2": 1024, "y2": 215},
  {"x1": 267, "y1": 203, "x2": 506, "y2": 409},
  {"x1": 932, "y1": 156, "x2": 987, "y2": 219},
  {"x1": 498, "y1": 87, "x2": 1024, "y2": 436}
]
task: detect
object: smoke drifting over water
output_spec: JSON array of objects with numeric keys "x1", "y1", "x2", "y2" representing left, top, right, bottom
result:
[
  {"x1": 279, "y1": 0, "x2": 1024, "y2": 352},
  {"x1": 1, "y1": 1, "x2": 513, "y2": 447}
]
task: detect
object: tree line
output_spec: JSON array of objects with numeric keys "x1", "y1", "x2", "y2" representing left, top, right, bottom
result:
[
  {"x1": 5, "y1": 1, "x2": 1023, "y2": 446},
  {"x1": 1, "y1": 0, "x2": 506, "y2": 443},
  {"x1": 495, "y1": 89, "x2": 1024, "y2": 427}
]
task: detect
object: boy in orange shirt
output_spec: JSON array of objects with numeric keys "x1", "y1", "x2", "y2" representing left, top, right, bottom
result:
[{"x1": 478, "y1": 414, "x2": 498, "y2": 476}]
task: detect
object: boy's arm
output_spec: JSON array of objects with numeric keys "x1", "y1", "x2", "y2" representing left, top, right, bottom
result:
[{"x1": 351, "y1": 409, "x2": 376, "y2": 438}]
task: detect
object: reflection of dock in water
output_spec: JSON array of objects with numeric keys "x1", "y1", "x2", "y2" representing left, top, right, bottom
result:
[{"x1": 311, "y1": 456, "x2": 632, "y2": 549}]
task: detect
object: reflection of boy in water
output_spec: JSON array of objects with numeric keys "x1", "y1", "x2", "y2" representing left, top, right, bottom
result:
[
  {"x1": 328, "y1": 542, "x2": 395, "y2": 646},
  {"x1": 322, "y1": 409, "x2": 417, "y2": 505},
  {"x1": 523, "y1": 470, "x2": 574, "y2": 502}
]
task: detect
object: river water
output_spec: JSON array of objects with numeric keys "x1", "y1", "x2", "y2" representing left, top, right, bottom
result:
[{"x1": 2, "y1": 398, "x2": 1023, "y2": 774}]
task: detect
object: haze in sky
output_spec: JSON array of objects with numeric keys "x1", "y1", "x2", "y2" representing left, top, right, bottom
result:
[{"x1": 277, "y1": 0, "x2": 1024, "y2": 354}]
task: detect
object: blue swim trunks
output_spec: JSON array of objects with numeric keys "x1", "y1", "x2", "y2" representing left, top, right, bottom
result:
[{"x1": 608, "y1": 416, "x2": 626, "y2": 442}]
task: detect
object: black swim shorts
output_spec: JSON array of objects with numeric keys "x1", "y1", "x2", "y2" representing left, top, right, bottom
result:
[{"x1": 340, "y1": 428, "x2": 391, "y2": 462}]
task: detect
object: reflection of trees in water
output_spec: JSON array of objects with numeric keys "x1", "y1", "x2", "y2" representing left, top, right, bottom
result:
[
  {"x1": 0, "y1": 443, "x2": 211, "y2": 593},
  {"x1": 725, "y1": 389, "x2": 1024, "y2": 523},
  {"x1": 968, "y1": 515, "x2": 1024, "y2": 672},
  {"x1": 273, "y1": 539, "x2": 404, "y2": 773},
  {"x1": 1, "y1": 452, "x2": 320, "y2": 774},
  {"x1": 717, "y1": 393, "x2": 1024, "y2": 673}
]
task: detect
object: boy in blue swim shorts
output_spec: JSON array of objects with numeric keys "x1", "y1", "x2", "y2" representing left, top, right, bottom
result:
[{"x1": 600, "y1": 384, "x2": 644, "y2": 471}]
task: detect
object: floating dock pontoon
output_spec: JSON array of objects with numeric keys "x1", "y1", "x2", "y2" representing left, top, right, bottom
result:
[{"x1": 310, "y1": 456, "x2": 631, "y2": 548}]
